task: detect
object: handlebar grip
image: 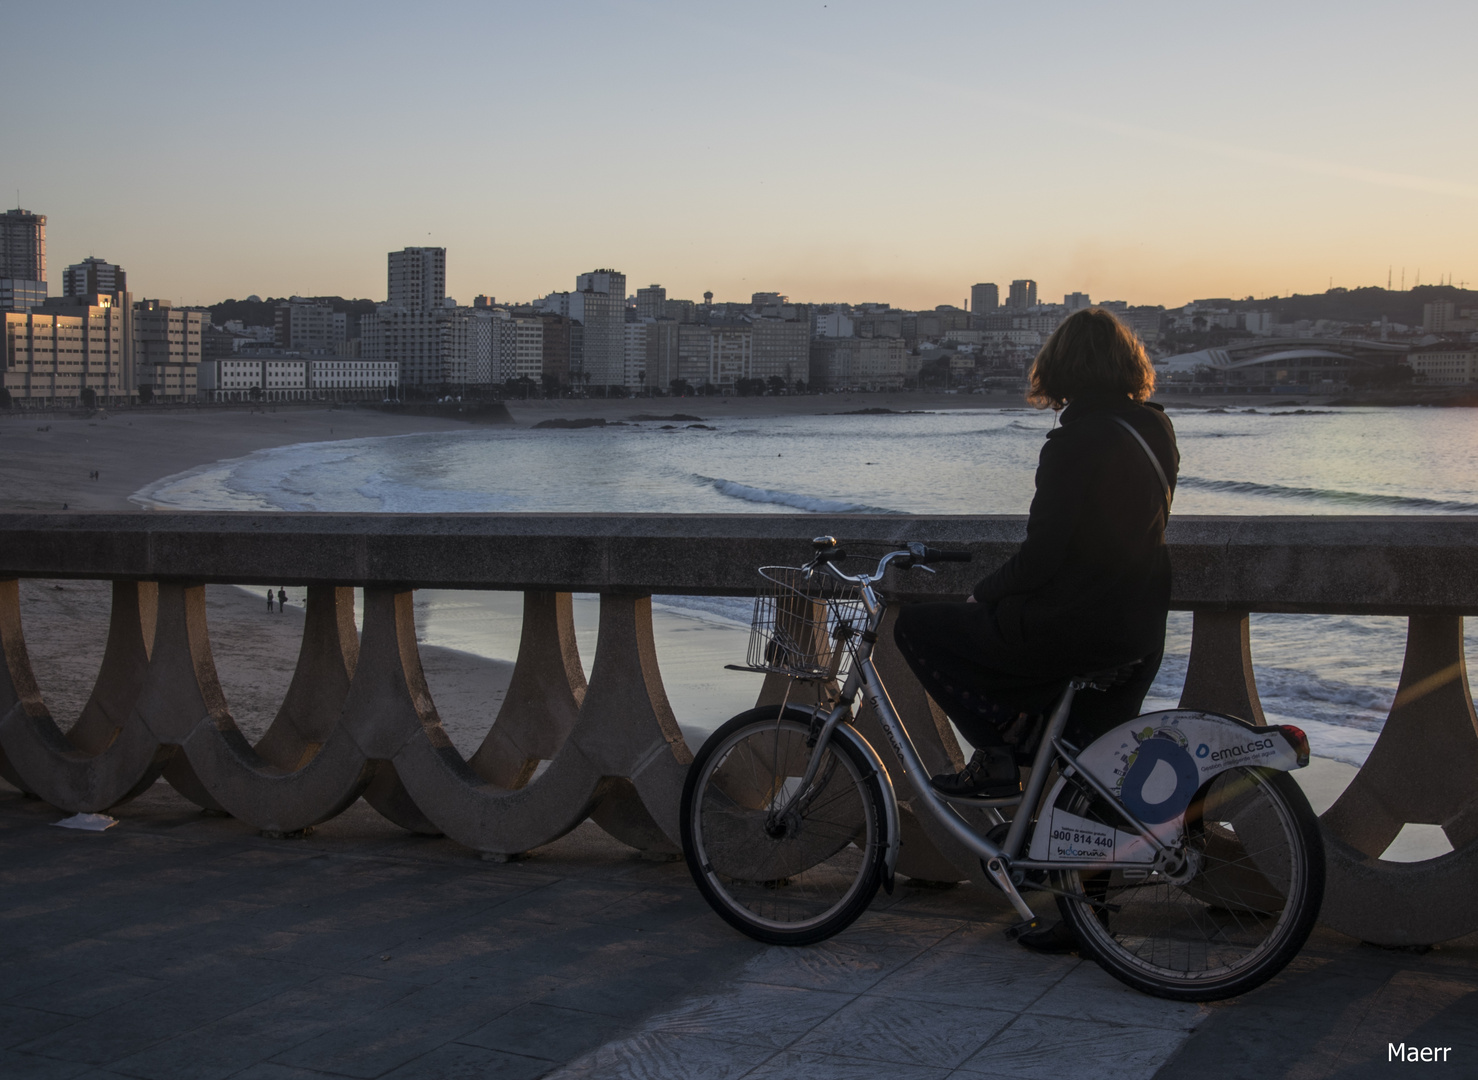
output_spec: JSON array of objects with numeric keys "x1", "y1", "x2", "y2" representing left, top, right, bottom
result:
[{"x1": 924, "y1": 547, "x2": 972, "y2": 564}]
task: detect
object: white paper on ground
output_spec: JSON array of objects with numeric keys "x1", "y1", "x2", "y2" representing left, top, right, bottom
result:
[{"x1": 51, "y1": 813, "x2": 118, "y2": 832}]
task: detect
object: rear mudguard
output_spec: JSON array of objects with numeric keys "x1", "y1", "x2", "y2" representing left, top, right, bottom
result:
[{"x1": 1028, "y1": 709, "x2": 1309, "y2": 864}]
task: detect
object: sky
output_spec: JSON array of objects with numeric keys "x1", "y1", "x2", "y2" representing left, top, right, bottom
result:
[{"x1": 4, "y1": 0, "x2": 1475, "y2": 310}]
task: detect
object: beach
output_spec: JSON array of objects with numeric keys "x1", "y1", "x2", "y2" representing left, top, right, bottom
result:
[{"x1": 0, "y1": 405, "x2": 483, "y2": 514}]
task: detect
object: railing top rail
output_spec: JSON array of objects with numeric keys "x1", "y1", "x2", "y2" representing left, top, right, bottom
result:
[{"x1": 1, "y1": 511, "x2": 1476, "y2": 615}]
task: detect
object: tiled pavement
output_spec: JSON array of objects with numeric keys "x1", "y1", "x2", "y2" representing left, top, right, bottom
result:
[{"x1": 2, "y1": 782, "x2": 1473, "y2": 1080}]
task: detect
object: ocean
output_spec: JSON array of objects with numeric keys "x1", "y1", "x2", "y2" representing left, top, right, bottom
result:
[{"x1": 134, "y1": 403, "x2": 1478, "y2": 769}]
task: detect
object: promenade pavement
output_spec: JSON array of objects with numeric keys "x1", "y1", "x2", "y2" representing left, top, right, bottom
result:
[{"x1": 2, "y1": 781, "x2": 1473, "y2": 1080}]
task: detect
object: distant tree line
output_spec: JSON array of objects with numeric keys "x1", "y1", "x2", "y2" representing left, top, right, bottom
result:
[{"x1": 207, "y1": 296, "x2": 379, "y2": 328}]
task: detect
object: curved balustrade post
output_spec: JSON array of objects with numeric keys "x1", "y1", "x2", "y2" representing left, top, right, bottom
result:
[
  {"x1": 345, "y1": 588, "x2": 665, "y2": 856},
  {"x1": 469, "y1": 591, "x2": 585, "y2": 789},
  {"x1": 0, "y1": 579, "x2": 170, "y2": 807},
  {"x1": 133, "y1": 582, "x2": 230, "y2": 812},
  {"x1": 344, "y1": 587, "x2": 444, "y2": 835},
  {"x1": 1177, "y1": 609, "x2": 1266, "y2": 724},
  {"x1": 1320, "y1": 615, "x2": 1478, "y2": 945},
  {"x1": 579, "y1": 593, "x2": 691, "y2": 854},
  {"x1": 181, "y1": 585, "x2": 374, "y2": 833}
]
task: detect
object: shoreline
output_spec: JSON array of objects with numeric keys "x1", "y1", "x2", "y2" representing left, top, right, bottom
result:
[
  {"x1": 0, "y1": 392, "x2": 1344, "y2": 516},
  {"x1": 0, "y1": 406, "x2": 477, "y2": 514}
]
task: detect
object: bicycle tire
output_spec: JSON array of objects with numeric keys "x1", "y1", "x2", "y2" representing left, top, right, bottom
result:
[
  {"x1": 1052, "y1": 766, "x2": 1324, "y2": 1001},
  {"x1": 681, "y1": 705, "x2": 887, "y2": 946}
]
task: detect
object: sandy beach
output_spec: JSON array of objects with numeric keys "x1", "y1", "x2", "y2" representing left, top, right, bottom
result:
[{"x1": 0, "y1": 405, "x2": 486, "y2": 514}]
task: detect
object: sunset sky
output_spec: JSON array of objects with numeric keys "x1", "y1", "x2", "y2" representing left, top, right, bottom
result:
[{"x1": 5, "y1": 1, "x2": 1474, "y2": 310}]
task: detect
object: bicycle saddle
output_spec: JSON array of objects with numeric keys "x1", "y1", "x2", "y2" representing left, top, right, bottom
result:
[{"x1": 1075, "y1": 659, "x2": 1145, "y2": 690}]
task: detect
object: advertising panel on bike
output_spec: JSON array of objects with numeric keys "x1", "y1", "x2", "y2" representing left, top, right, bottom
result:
[{"x1": 1030, "y1": 710, "x2": 1309, "y2": 864}]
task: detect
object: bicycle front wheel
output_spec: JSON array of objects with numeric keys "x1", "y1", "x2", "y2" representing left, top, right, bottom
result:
[
  {"x1": 1053, "y1": 766, "x2": 1324, "y2": 1001},
  {"x1": 681, "y1": 706, "x2": 887, "y2": 946}
]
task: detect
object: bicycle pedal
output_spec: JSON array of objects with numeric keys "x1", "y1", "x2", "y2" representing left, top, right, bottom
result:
[{"x1": 1004, "y1": 918, "x2": 1041, "y2": 941}]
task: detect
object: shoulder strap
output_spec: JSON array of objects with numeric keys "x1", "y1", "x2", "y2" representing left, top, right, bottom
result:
[{"x1": 1111, "y1": 416, "x2": 1173, "y2": 511}]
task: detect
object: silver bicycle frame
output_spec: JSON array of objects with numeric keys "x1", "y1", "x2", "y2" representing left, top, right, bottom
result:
[{"x1": 774, "y1": 553, "x2": 1177, "y2": 923}]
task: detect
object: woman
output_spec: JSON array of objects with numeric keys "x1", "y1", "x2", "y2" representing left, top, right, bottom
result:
[{"x1": 895, "y1": 306, "x2": 1179, "y2": 803}]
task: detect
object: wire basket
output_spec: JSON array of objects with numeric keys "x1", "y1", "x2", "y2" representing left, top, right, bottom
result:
[{"x1": 738, "y1": 566, "x2": 869, "y2": 680}]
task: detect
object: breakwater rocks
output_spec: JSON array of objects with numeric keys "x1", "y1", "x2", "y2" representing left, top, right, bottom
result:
[
  {"x1": 534, "y1": 415, "x2": 714, "y2": 430},
  {"x1": 533, "y1": 417, "x2": 624, "y2": 429}
]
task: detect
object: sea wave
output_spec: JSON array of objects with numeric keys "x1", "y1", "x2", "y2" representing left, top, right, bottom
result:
[
  {"x1": 1178, "y1": 476, "x2": 1478, "y2": 514},
  {"x1": 694, "y1": 475, "x2": 899, "y2": 514}
]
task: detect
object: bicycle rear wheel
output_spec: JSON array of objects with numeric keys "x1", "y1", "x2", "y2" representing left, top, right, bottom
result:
[
  {"x1": 681, "y1": 706, "x2": 887, "y2": 946},
  {"x1": 1053, "y1": 766, "x2": 1324, "y2": 1001}
]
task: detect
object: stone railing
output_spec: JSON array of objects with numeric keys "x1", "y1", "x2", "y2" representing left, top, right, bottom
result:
[{"x1": 0, "y1": 513, "x2": 1474, "y2": 946}]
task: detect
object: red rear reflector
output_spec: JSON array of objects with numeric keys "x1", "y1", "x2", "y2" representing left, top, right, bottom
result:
[{"x1": 1277, "y1": 725, "x2": 1310, "y2": 767}]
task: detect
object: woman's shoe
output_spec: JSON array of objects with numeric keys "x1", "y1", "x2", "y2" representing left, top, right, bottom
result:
[
  {"x1": 929, "y1": 748, "x2": 1020, "y2": 798},
  {"x1": 1015, "y1": 920, "x2": 1081, "y2": 954}
]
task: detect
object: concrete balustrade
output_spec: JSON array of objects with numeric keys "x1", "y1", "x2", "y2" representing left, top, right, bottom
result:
[{"x1": 0, "y1": 512, "x2": 1475, "y2": 945}]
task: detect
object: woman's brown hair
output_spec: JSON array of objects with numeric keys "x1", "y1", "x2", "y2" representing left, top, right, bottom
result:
[{"x1": 1026, "y1": 307, "x2": 1156, "y2": 409}]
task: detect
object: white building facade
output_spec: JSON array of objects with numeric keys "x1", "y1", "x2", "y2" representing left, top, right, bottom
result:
[{"x1": 197, "y1": 357, "x2": 398, "y2": 400}]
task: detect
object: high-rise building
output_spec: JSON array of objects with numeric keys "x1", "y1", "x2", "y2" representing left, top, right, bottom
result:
[
  {"x1": 1, "y1": 208, "x2": 47, "y2": 312},
  {"x1": 1, "y1": 208, "x2": 46, "y2": 281},
  {"x1": 363, "y1": 248, "x2": 461, "y2": 389},
  {"x1": 1064, "y1": 292, "x2": 1091, "y2": 313},
  {"x1": 636, "y1": 284, "x2": 666, "y2": 321},
  {"x1": 573, "y1": 269, "x2": 625, "y2": 389},
  {"x1": 387, "y1": 247, "x2": 446, "y2": 310},
  {"x1": 1008, "y1": 280, "x2": 1037, "y2": 311},
  {"x1": 64, "y1": 258, "x2": 127, "y2": 298},
  {"x1": 970, "y1": 283, "x2": 999, "y2": 314}
]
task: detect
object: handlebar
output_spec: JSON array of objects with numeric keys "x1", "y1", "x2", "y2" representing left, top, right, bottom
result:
[{"x1": 806, "y1": 537, "x2": 972, "y2": 582}]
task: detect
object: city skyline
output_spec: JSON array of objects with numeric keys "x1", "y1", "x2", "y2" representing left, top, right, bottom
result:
[{"x1": 4, "y1": 2, "x2": 1474, "y2": 309}]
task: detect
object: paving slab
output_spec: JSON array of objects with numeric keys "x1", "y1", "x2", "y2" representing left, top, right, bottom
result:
[{"x1": 2, "y1": 780, "x2": 1474, "y2": 1079}]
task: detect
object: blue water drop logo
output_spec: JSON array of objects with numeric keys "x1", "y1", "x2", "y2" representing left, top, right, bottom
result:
[{"x1": 1196, "y1": 743, "x2": 1210, "y2": 758}]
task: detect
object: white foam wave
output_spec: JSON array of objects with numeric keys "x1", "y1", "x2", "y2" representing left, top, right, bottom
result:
[{"x1": 694, "y1": 475, "x2": 898, "y2": 514}]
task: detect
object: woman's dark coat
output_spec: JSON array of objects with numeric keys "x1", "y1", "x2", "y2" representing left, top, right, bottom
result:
[
  {"x1": 894, "y1": 393, "x2": 1179, "y2": 740},
  {"x1": 972, "y1": 393, "x2": 1179, "y2": 677}
]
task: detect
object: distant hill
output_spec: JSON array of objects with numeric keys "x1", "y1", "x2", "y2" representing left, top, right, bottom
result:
[
  {"x1": 207, "y1": 296, "x2": 380, "y2": 329},
  {"x1": 1203, "y1": 285, "x2": 1476, "y2": 326}
]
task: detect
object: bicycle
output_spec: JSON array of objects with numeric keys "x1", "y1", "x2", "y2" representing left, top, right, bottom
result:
[{"x1": 680, "y1": 537, "x2": 1325, "y2": 1001}]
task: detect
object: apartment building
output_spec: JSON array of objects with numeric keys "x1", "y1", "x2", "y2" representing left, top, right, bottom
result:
[
  {"x1": 809, "y1": 336, "x2": 908, "y2": 391},
  {"x1": 134, "y1": 299, "x2": 203, "y2": 401},
  {"x1": 275, "y1": 299, "x2": 348, "y2": 352},
  {"x1": 1407, "y1": 344, "x2": 1476, "y2": 385},
  {"x1": 2, "y1": 297, "x2": 130, "y2": 404},
  {"x1": 197, "y1": 357, "x2": 398, "y2": 400}
]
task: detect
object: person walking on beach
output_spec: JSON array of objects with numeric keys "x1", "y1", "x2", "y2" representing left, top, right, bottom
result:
[
  {"x1": 266, "y1": 589, "x2": 274, "y2": 613},
  {"x1": 277, "y1": 587, "x2": 287, "y2": 612}
]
